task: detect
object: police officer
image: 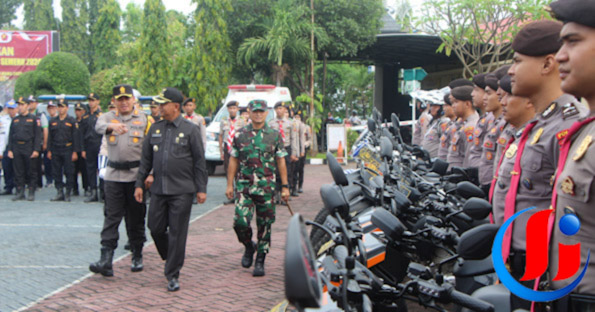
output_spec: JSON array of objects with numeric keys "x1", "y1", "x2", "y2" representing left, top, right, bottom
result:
[
  {"x1": 225, "y1": 99, "x2": 290, "y2": 277},
  {"x1": 73, "y1": 103, "x2": 89, "y2": 197},
  {"x1": 547, "y1": 1, "x2": 595, "y2": 309},
  {"x1": 43, "y1": 101, "x2": 58, "y2": 187},
  {"x1": 447, "y1": 86, "x2": 479, "y2": 169},
  {"x1": 27, "y1": 96, "x2": 48, "y2": 188},
  {"x1": 467, "y1": 73, "x2": 494, "y2": 168},
  {"x1": 182, "y1": 98, "x2": 207, "y2": 150},
  {"x1": 82, "y1": 93, "x2": 103, "y2": 202},
  {"x1": 422, "y1": 94, "x2": 450, "y2": 159},
  {"x1": 492, "y1": 20, "x2": 588, "y2": 310},
  {"x1": 7, "y1": 97, "x2": 42, "y2": 201},
  {"x1": 134, "y1": 87, "x2": 208, "y2": 292},
  {"x1": 476, "y1": 74, "x2": 503, "y2": 194},
  {"x1": 149, "y1": 100, "x2": 162, "y2": 121},
  {"x1": 438, "y1": 93, "x2": 458, "y2": 161},
  {"x1": 270, "y1": 102, "x2": 299, "y2": 203},
  {"x1": 47, "y1": 99, "x2": 81, "y2": 201},
  {"x1": 89, "y1": 84, "x2": 148, "y2": 277},
  {"x1": 219, "y1": 101, "x2": 248, "y2": 204},
  {"x1": 412, "y1": 99, "x2": 432, "y2": 146},
  {"x1": 293, "y1": 112, "x2": 309, "y2": 194},
  {"x1": 0, "y1": 100, "x2": 17, "y2": 195}
]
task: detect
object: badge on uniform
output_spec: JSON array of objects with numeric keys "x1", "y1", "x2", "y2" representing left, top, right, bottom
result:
[
  {"x1": 153, "y1": 145, "x2": 159, "y2": 152},
  {"x1": 474, "y1": 137, "x2": 480, "y2": 146},
  {"x1": 542, "y1": 102, "x2": 557, "y2": 119},
  {"x1": 522, "y1": 178, "x2": 533, "y2": 190},
  {"x1": 175, "y1": 137, "x2": 179, "y2": 143},
  {"x1": 531, "y1": 127, "x2": 544, "y2": 145},
  {"x1": 179, "y1": 133, "x2": 184, "y2": 138},
  {"x1": 486, "y1": 152, "x2": 493, "y2": 160},
  {"x1": 505, "y1": 144, "x2": 518, "y2": 158},
  {"x1": 156, "y1": 129, "x2": 160, "y2": 134},
  {"x1": 133, "y1": 137, "x2": 139, "y2": 143},
  {"x1": 452, "y1": 145, "x2": 457, "y2": 152},
  {"x1": 561, "y1": 176, "x2": 575, "y2": 195},
  {"x1": 109, "y1": 135, "x2": 116, "y2": 142},
  {"x1": 573, "y1": 135, "x2": 592, "y2": 161},
  {"x1": 562, "y1": 102, "x2": 579, "y2": 118}
]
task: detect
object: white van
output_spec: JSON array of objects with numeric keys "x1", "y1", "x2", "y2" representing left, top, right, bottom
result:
[{"x1": 204, "y1": 84, "x2": 292, "y2": 174}]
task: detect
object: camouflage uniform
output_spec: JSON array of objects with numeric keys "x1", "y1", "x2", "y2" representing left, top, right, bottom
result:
[{"x1": 231, "y1": 123, "x2": 287, "y2": 253}]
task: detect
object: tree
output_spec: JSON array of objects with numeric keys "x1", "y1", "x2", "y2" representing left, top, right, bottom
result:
[
  {"x1": 418, "y1": 0, "x2": 550, "y2": 77},
  {"x1": 0, "y1": 0, "x2": 22, "y2": 28},
  {"x1": 60, "y1": 0, "x2": 90, "y2": 65},
  {"x1": 23, "y1": 0, "x2": 57, "y2": 30},
  {"x1": 136, "y1": 0, "x2": 169, "y2": 95},
  {"x1": 122, "y1": 2, "x2": 143, "y2": 43},
  {"x1": 189, "y1": 0, "x2": 233, "y2": 113},
  {"x1": 91, "y1": 0, "x2": 121, "y2": 73},
  {"x1": 91, "y1": 65, "x2": 137, "y2": 108},
  {"x1": 166, "y1": 10, "x2": 193, "y2": 96}
]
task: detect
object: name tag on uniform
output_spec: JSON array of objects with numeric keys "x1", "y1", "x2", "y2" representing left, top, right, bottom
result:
[{"x1": 152, "y1": 133, "x2": 162, "y2": 137}]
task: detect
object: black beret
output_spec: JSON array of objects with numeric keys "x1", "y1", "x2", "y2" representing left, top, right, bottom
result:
[
  {"x1": 499, "y1": 75, "x2": 513, "y2": 94},
  {"x1": 550, "y1": 0, "x2": 595, "y2": 28},
  {"x1": 226, "y1": 100, "x2": 238, "y2": 107},
  {"x1": 472, "y1": 73, "x2": 487, "y2": 89},
  {"x1": 443, "y1": 93, "x2": 452, "y2": 105},
  {"x1": 512, "y1": 20, "x2": 563, "y2": 56},
  {"x1": 484, "y1": 74, "x2": 499, "y2": 91},
  {"x1": 274, "y1": 101, "x2": 285, "y2": 108},
  {"x1": 449, "y1": 78, "x2": 474, "y2": 89},
  {"x1": 182, "y1": 98, "x2": 195, "y2": 106},
  {"x1": 494, "y1": 65, "x2": 511, "y2": 79},
  {"x1": 451, "y1": 86, "x2": 474, "y2": 102}
]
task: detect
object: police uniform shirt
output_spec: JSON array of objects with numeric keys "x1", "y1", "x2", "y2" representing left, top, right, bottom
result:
[
  {"x1": 422, "y1": 116, "x2": 450, "y2": 159},
  {"x1": 81, "y1": 109, "x2": 103, "y2": 152},
  {"x1": 468, "y1": 112, "x2": 495, "y2": 168},
  {"x1": 438, "y1": 118, "x2": 460, "y2": 161},
  {"x1": 296, "y1": 119, "x2": 306, "y2": 156},
  {"x1": 95, "y1": 109, "x2": 148, "y2": 182},
  {"x1": 7, "y1": 113, "x2": 42, "y2": 152},
  {"x1": 478, "y1": 115, "x2": 503, "y2": 185},
  {"x1": 136, "y1": 115, "x2": 207, "y2": 195},
  {"x1": 220, "y1": 115, "x2": 247, "y2": 150},
  {"x1": 412, "y1": 110, "x2": 432, "y2": 146},
  {"x1": 447, "y1": 111, "x2": 479, "y2": 168},
  {"x1": 270, "y1": 117, "x2": 299, "y2": 157},
  {"x1": 185, "y1": 112, "x2": 207, "y2": 150},
  {"x1": 304, "y1": 124, "x2": 312, "y2": 149},
  {"x1": 0, "y1": 113, "x2": 12, "y2": 155},
  {"x1": 494, "y1": 94, "x2": 587, "y2": 251},
  {"x1": 494, "y1": 122, "x2": 515, "y2": 174},
  {"x1": 550, "y1": 115, "x2": 595, "y2": 294},
  {"x1": 48, "y1": 115, "x2": 81, "y2": 153}
]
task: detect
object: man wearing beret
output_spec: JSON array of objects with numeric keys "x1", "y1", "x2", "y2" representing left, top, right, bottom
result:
[
  {"x1": 47, "y1": 100, "x2": 81, "y2": 201},
  {"x1": 82, "y1": 93, "x2": 104, "y2": 202},
  {"x1": 475, "y1": 74, "x2": 502, "y2": 194},
  {"x1": 270, "y1": 101, "x2": 299, "y2": 204},
  {"x1": 467, "y1": 73, "x2": 494, "y2": 170},
  {"x1": 447, "y1": 85, "x2": 479, "y2": 169},
  {"x1": 89, "y1": 84, "x2": 149, "y2": 277},
  {"x1": 135, "y1": 87, "x2": 208, "y2": 291},
  {"x1": 220, "y1": 101, "x2": 248, "y2": 204},
  {"x1": 493, "y1": 20, "x2": 588, "y2": 310},
  {"x1": 182, "y1": 98, "x2": 207, "y2": 151},
  {"x1": 545, "y1": 1, "x2": 595, "y2": 309},
  {"x1": 438, "y1": 93, "x2": 458, "y2": 161}
]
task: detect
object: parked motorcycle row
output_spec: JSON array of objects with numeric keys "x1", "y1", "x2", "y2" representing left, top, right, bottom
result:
[{"x1": 280, "y1": 111, "x2": 515, "y2": 312}]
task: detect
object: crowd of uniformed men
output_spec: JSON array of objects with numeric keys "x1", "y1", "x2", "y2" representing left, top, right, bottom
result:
[{"x1": 412, "y1": 1, "x2": 595, "y2": 309}]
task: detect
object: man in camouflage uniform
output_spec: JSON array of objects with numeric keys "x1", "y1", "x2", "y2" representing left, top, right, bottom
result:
[{"x1": 225, "y1": 100, "x2": 290, "y2": 277}]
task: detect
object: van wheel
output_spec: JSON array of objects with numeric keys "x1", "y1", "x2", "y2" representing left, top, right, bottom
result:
[{"x1": 207, "y1": 163, "x2": 216, "y2": 175}]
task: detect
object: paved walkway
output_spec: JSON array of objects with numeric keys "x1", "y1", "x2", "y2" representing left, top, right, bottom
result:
[{"x1": 23, "y1": 164, "x2": 332, "y2": 312}]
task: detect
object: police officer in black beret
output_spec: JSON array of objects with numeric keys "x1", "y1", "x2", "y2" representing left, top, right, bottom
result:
[
  {"x1": 135, "y1": 87, "x2": 208, "y2": 292},
  {"x1": 47, "y1": 99, "x2": 81, "y2": 201}
]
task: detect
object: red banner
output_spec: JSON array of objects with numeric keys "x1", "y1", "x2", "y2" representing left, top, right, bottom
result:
[{"x1": 0, "y1": 31, "x2": 55, "y2": 82}]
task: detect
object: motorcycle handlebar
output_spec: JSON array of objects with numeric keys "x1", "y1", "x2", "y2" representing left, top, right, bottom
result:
[{"x1": 447, "y1": 286, "x2": 494, "y2": 312}]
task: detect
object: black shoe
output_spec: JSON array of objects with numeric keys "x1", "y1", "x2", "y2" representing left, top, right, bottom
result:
[
  {"x1": 12, "y1": 188, "x2": 25, "y2": 201},
  {"x1": 51, "y1": 188, "x2": 65, "y2": 201},
  {"x1": 72, "y1": 189, "x2": 79, "y2": 196},
  {"x1": 298, "y1": 188, "x2": 303, "y2": 193},
  {"x1": 84, "y1": 189, "x2": 92, "y2": 197},
  {"x1": 64, "y1": 189, "x2": 72, "y2": 202},
  {"x1": 0, "y1": 189, "x2": 12, "y2": 195},
  {"x1": 84, "y1": 190, "x2": 98, "y2": 203},
  {"x1": 241, "y1": 241, "x2": 256, "y2": 268},
  {"x1": 26, "y1": 187, "x2": 35, "y2": 201},
  {"x1": 253, "y1": 253, "x2": 266, "y2": 277},
  {"x1": 223, "y1": 198, "x2": 234, "y2": 205},
  {"x1": 124, "y1": 241, "x2": 131, "y2": 251},
  {"x1": 291, "y1": 190, "x2": 299, "y2": 197},
  {"x1": 89, "y1": 247, "x2": 114, "y2": 276},
  {"x1": 167, "y1": 278, "x2": 180, "y2": 291},
  {"x1": 131, "y1": 244, "x2": 143, "y2": 272}
]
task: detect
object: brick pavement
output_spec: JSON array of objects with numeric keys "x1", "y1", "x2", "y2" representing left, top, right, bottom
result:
[{"x1": 24, "y1": 164, "x2": 333, "y2": 312}]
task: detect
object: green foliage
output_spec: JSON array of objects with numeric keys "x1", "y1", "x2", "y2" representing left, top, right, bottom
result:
[
  {"x1": 91, "y1": 0, "x2": 121, "y2": 73},
  {"x1": 296, "y1": 92, "x2": 323, "y2": 133},
  {"x1": 23, "y1": 0, "x2": 56, "y2": 30},
  {"x1": 0, "y1": 0, "x2": 22, "y2": 28},
  {"x1": 310, "y1": 0, "x2": 384, "y2": 58},
  {"x1": 122, "y1": 2, "x2": 143, "y2": 43},
  {"x1": 136, "y1": 0, "x2": 170, "y2": 95},
  {"x1": 189, "y1": 0, "x2": 233, "y2": 114},
  {"x1": 90, "y1": 65, "x2": 137, "y2": 109},
  {"x1": 60, "y1": 0, "x2": 90, "y2": 65},
  {"x1": 167, "y1": 11, "x2": 193, "y2": 96},
  {"x1": 347, "y1": 128, "x2": 359, "y2": 152},
  {"x1": 14, "y1": 52, "x2": 90, "y2": 97}
]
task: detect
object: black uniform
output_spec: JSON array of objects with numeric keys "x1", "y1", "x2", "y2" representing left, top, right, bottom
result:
[
  {"x1": 48, "y1": 115, "x2": 81, "y2": 193},
  {"x1": 8, "y1": 113, "x2": 42, "y2": 194},
  {"x1": 80, "y1": 108, "x2": 103, "y2": 193},
  {"x1": 136, "y1": 114, "x2": 207, "y2": 282}
]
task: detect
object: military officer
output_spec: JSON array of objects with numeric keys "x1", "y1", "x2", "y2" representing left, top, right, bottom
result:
[
  {"x1": 80, "y1": 93, "x2": 103, "y2": 202},
  {"x1": 447, "y1": 86, "x2": 479, "y2": 169},
  {"x1": 270, "y1": 102, "x2": 299, "y2": 204},
  {"x1": 89, "y1": 84, "x2": 148, "y2": 277},
  {"x1": 182, "y1": 98, "x2": 207, "y2": 150},
  {"x1": 477, "y1": 74, "x2": 503, "y2": 194},
  {"x1": 0, "y1": 100, "x2": 17, "y2": 195},
  {"x1": 422, "y1": 95, "x2": 450, "y2": 159},
  {"x1": 225, "y1": 99, "x2": 289, "y2": 277},
  {"x1": 47, "y1": 100, "x2": 81, "y2": 201},
  {"x1": 438, "y1": 93, "x2": 458, "y2": 161},
  {"x1": 492, "y1": 20, "x2": 588, "y2": 310},
  {"x1": 134, "y1": 87, "x2": 208, "y2": 292},
  {"x1": 547, "y1": 1, "x2": 595, "y2": 308}
]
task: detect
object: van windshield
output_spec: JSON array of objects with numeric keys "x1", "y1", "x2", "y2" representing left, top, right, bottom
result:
[{"x1": 213, "y1": 107, "x2": 276, "y2": 123}]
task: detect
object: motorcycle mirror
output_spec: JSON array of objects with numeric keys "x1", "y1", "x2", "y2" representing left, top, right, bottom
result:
[
  {"x1": 285, "y1": 214, "x2": 322, "y2": 309},
  {"x1": 327, "y1": 152, "x2": 349, "y2": 186},
  {"x1": 320, "y1": 184, "x2": 349, "y2": 219},
  {"x1": 393, "y1": 189, "x2": 412, "y2": 212},
  {"x1": 373, "y1": 107, "x2": 381, "y2": 122},
  {"x1": 457, "y1": 224, "x2": 499, "y2": 260},
  {"x1": 391, "y1": 113, "x2": 400, "y2": 129},
  {"x1": 431, "y1": 159, "x2": 449, "y2": 176},
  {"x1": 456, "y1": 181, "x2": 485, "y2": 199},
  {"x1": 371, "y1": 208, "x2": 406, "y2": 241},
  {"x1": 462, "y1": 197, "x2": 492, "y2": 220},
  {"x1": 367, "y1": 118, "x2": 376, "y2": 133},
  {"x1": 382, "y1": 128, "x2": 398, "y2": 148},
  {"x1": 370, "y1": 175, "x2": 384, "y2": 189},
  {"x1": 380, "y1": 137, "x2": 393, "y2": 159}
]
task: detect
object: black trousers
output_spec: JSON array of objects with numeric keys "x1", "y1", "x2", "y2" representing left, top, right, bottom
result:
[
  {"x1": 100, "y1": 181, "x2": 146, "y2": 249},
  {"x1": 509, "y1": 250, "x2": 533, "y2": 310},
  {"x1": 2, "y1": 150, "x2": 15, "y2": 192},
  {"x1": 36, "y1": 149, "x2": 43, "y2": 187},
  {"x1": 148, "y1": 193, "x2": 194, "y2": 281},
  {"x1": 43, "y1": 151, "x2": 53, "y2": 184},
  {"x1": 85, "y1": 144, "x2": 100, "y2": 189},
  {"x1": 51, "y1": 149, "x2": 75, "y2": 190},
  {"x1": 12, "y1": 147, "x2": 38, "y2": 189},
  {"x1": 276, "y1": 147, "x2": 295, "y2": 193},
  {"x1": 294, "y1": 154, "x2": 306, "y2": 189},
  {"x1": 74, "y1": 151, "x2": 88, "y2": 191}
]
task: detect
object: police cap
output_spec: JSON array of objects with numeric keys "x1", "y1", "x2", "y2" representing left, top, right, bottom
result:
[
  {"x1": 472, "y1": 73, "x2": 487, "y2": 89},
  {"x1": 113, "y1": 84, "x2": 134, "y2": 99},
  {"x1": 154, "y1": 87, "x2": 184, "y2": 105},
  {"x1": 274, "y1": 101, "x2": 285, "y2": 109},
  {"x1": 512, "y1": 20, "x2": 563, "y2": 56},
  {"x1": 484, "y1": 74, "x2": 499, "y2": 91},
  {"x1": 499, "y1": 75, "x2": 513, "y2": 94},
  {"x1": 74, "y1": 102, "x2": 85, "y2": 110},
  {"x1": 88, "y1": 93, "x2": 100, "y2": 101},
  {"x1": 47, "y1": 101, "x2": 57, "y2": 107},
  {"x1": 28, "y1": 95, "x2": 38, "y2": 103},
  {"x1": 58, "y1": 99, "x2": 69, "y2": 107},
  {"x1": 182, "y1": 97, "x2": 196, "y2": 106},
  {"x1": 16, "y1": 97, "x2": 29, "y2": 105},
  {"x1": 451, "y1": 86, "x2": 474, "y2": 102},
  {"x1": 550, "y1": 0, "x2": 595, "y2": 28}
]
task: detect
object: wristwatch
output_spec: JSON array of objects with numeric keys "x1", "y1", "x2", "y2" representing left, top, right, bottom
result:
[{"x1": 281, "y1": 184, "x2": 289, "y2": 188}]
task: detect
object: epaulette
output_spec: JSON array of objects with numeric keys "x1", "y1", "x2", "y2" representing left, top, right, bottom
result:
[
  {"x1": 562, "y1": 102, "x2": 579, "y2": 119},
  {"x1": 541, "y1": 102, "x2": 557, "y2": 119},
  {"x1": 83, "y1": 115, "x2": 89, "y2": 119}
]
